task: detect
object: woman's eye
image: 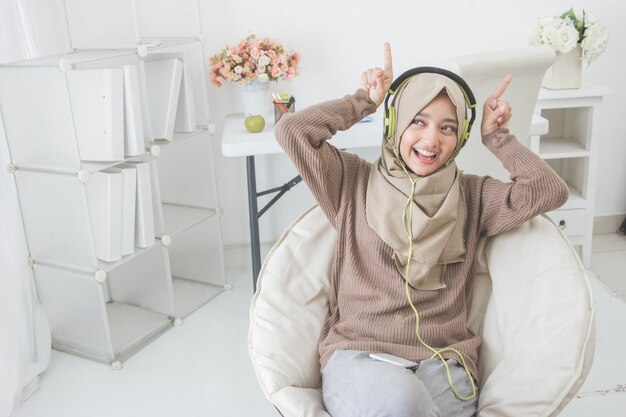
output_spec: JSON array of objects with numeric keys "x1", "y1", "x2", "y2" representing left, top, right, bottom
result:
[
  {"x1": 442, "y1": 125, "x2": 458, "y2": 133},
  {"x1": 413, "y1": 119, "x2": 425, "y2": 126}
]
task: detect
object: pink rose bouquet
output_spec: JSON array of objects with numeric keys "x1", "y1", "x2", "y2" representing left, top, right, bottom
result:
[{"x1": 210, "y1": 35, "x2": 300, "y2": 87}]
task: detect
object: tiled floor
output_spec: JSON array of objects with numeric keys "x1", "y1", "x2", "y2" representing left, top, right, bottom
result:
[{"x1": 13, "y1": 232, "x2": 626, "y2": 417}]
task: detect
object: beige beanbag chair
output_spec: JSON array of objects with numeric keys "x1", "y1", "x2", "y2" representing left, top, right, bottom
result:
[{"x1": 249, "y1": 205, "x2": 594, "y2": 417}]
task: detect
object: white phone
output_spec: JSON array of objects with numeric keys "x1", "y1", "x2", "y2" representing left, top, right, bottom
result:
[{"x1": 369, "y1": 353, "x2": 419, "y2": 369}]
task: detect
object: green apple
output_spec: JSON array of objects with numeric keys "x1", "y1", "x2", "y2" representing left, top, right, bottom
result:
[{"x1": 244, "y1": 115, "x2": 265, "y2": 133}]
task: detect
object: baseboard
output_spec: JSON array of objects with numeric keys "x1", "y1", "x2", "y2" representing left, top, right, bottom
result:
[{"x1": 594, "y1": 213, "x2": 626, "y2": 235}]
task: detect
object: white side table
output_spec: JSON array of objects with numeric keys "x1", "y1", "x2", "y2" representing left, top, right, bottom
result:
[{"x1": 533, "y1": 82, "x2": 612, "y2": 267}]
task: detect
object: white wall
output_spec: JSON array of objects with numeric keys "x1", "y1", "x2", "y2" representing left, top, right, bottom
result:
[{"x1": 203, "y1": 0, "x2": 626, "y2": 246}]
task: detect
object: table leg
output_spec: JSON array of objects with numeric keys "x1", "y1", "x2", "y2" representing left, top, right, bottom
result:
[{"x1": 246, "y1": 156, "x2": 262, "y2": 292}]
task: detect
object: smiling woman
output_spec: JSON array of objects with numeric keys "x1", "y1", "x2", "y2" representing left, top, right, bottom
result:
[
  {"x1": 272, "y1": 42, "x2": 569, "y2": 417},
  {"x1": 399, "y1": 91, "x2": 459, "y2": 177}
]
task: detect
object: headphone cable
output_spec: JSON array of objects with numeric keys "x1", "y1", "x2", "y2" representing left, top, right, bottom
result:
[{"x1": 402, "y1": 173, "x2": 477, "y2": 401}]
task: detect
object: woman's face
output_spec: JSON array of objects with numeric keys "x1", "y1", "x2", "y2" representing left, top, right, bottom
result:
[{"x1": 399, "y1": 93, "x2": 459, "y2": 176}]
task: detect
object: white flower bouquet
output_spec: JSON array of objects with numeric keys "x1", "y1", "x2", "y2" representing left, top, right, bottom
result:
[{"x1": 529, "y1": 8, "x2": 608, "y2": 64}]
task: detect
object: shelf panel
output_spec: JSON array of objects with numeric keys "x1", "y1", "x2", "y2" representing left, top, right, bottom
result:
[
  {"x1": 106, "y1": 244, "x2": 175, "y2": 317},
  {"x1": 167, "y1": 216, "x2": 225, "y2": 287},
  {"x1": 562, "y1": 184, "x2": 586, "y2": 210},
  {"x1": 53, "y1": 302, "x2": 172, "y2": 365},
  {"x1": 529, "y1": 113, "x2": 549, "y2": 136},
  {"x1": 81, "y1": 127, "x2": 208, "y2": 173},
  {"x1": 567, "y1": 236, "x2": 584, "y2": 247},
  {"x1": 172, "y1": 277, "x2": 224, "y2": 318},
  {"x1": 76, "y1": 130, "x2": 207, "y2": 189},
  {"x1": 107, "y1": 302, "x2": 172, "y2": 360},
  {"x1": 0, "y1": 68, "x2": 83, "y2": 172},
  {"x1": 538, "y1": 82, "x2": 612, "y2": 103},
  {"x1": 82, "y1": 153, "x2": 150, "y2": 174},
  {"x1": 3, "y1": 49, "x2": 137, "y2": 68},
  {"x1": 539, "y1": 137, "x2": 590, "y2": 159},
  {"x1": 97, "y1": 244, "x2": 154, "y2": 272},
  {"x1": 155, "y1": 128, "x2": 209, "y2": 148},
  {"x1": 16, "y1": 170, "x2": 98, "y2": 271},
  {"x1": 160, "y1": 203, "x2": 216, "y2": 238},
  {"x1": 34, "y1": 263, "x2": 114, "y2": 360}
]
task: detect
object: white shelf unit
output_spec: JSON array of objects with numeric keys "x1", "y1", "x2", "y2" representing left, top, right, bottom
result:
[
  {"x1": 532, "y1": 82, "x2": 611, "y2": 267},
  {"x1": 63, "y1": 0, "x2": 204, "y2": 49},
  {"x1": 154, "y1": 128, "x2": 226, "y2": 318},
  {"x1": 0, "y1": 39, "x2": 226, "y2": 366}
]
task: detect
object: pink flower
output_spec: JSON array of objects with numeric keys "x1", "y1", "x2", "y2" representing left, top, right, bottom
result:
[
  {"x1": 209, "y1": 34, "x2": 300, "y2": 87},
  {"x1": 209, "y1": 71, "x2": 221, "y2": 87},
  {"x1": 271, "y1": 65, "x2": 282, "y2": 77}
]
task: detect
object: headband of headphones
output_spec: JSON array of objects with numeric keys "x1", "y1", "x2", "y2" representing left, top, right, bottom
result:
[{"x1": 383, "y1": 67, "x2": 477, "y2": 150}]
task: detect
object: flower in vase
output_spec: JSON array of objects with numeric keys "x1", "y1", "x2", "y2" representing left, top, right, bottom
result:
[
  {"x1": 529, "y1": 8, "x2": 609, "y2": 64},
  {"x1": 209, "y1": 35, "x2": 300, "y2": 87}
]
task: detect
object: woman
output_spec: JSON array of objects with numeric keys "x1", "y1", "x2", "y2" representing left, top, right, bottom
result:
[{"x1": 275, "y1": 42, "x2": 568, "y2": 417}]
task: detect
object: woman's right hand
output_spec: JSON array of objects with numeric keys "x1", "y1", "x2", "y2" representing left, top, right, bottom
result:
[
  {"x1": 360, "y1": 42, "x2": 393, "y2": 107},
  {"x1": 481, "y1": 74, "x2": 513, "y2": 136}
]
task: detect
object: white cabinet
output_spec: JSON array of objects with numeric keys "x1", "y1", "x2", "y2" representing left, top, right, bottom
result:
[
  {"x1": 532, "y1": 82, "x2": 611, "y2": 267},
  {"x1": 0, "y1": 39, "x2": 226, "y2": 367}
]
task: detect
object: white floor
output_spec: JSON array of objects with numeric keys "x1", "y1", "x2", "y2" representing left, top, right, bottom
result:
[{"x1": 14, "y1": 233, "x2": 626, "y2": 417}]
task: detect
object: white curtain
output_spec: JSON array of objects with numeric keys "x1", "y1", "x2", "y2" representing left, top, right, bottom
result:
[
  {"x1": 0, "y1": 151, "x2": 51, "y2": 415},
  {"x1": 0, "y1": 0, "x2": 70, "y2": 416}
]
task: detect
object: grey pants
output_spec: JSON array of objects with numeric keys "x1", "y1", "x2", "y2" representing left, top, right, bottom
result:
[{"x1": 322, "y1": 350, "x2": 478, "y2": 417}]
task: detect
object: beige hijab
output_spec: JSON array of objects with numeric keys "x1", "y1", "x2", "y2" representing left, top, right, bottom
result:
[{"x1": 366, "y1": 73, "x2": 468, "y2": 290}]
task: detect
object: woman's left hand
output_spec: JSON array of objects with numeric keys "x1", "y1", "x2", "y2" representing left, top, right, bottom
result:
[{"x1": 481, "y1": 74, "x2": 513, "y2": 136}]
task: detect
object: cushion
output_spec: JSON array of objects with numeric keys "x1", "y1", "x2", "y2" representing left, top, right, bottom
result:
[
  {"x1": 476, "y1": 213, "x2": 594, "y2": 416},
  {"x1": 248, "y1": 206, "x2": 334, "y2": 417},
  {"x1": 248, "y1": 205, "x2": 594, "y2": 417}
]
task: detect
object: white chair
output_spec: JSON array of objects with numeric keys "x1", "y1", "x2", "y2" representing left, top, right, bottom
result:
[
  {"x1": 248, "y1": 205, "x2": 594, "y2": 417},
  {"x1": 447, "y1": 46, "x2": 555, "y2": 180}
]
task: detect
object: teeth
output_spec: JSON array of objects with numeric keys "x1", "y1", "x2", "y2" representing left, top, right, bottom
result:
[{"x1": 415, "y1": 148, "x2": 437, "y2": 157}]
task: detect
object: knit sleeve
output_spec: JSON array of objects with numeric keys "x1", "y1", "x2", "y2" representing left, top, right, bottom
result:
[
  {"x1": 274, "y1": 89, "x2": 377, "y2": 222},
  {"x1": 476, "y1": 129, "x2": 569, "y2": 237}
]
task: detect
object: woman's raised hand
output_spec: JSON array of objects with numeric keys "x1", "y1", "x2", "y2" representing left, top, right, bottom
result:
[
  {"x1": 360, "y1": 42, "x2": 393, "y2": 107},
  {"x1": 481, "y1": 74, "x2": 513, "y2": 136}
]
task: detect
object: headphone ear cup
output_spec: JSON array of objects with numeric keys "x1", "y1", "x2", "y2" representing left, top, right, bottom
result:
[
  {"x1": 384, "y1": 109, "x2": 390, "y2": 139},
  {"x1": 387, "y1": 106, "x2": 397, "y2": 140}
]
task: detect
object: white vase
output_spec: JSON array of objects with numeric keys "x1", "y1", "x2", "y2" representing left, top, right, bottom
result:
[
  {"x1": 240, "y1": 81, "x2": 270, "y2": 116},
  {"x1": 542, "y1": 45, "x2": 582, "y2": 90}
]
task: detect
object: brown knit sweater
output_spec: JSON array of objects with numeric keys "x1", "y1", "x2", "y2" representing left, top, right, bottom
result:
[{"x1": 275, "y1": 89, "x2": 568, "y2": 381}]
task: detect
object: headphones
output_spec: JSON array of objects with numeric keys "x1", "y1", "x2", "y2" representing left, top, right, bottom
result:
[{"x1": 383, "y1": 66, "x2": 477, "y2": 151}]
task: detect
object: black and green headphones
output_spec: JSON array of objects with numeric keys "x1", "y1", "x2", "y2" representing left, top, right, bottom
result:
[{"x1": 383, "y1": 66, "x2": 477, "y2": 151}]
